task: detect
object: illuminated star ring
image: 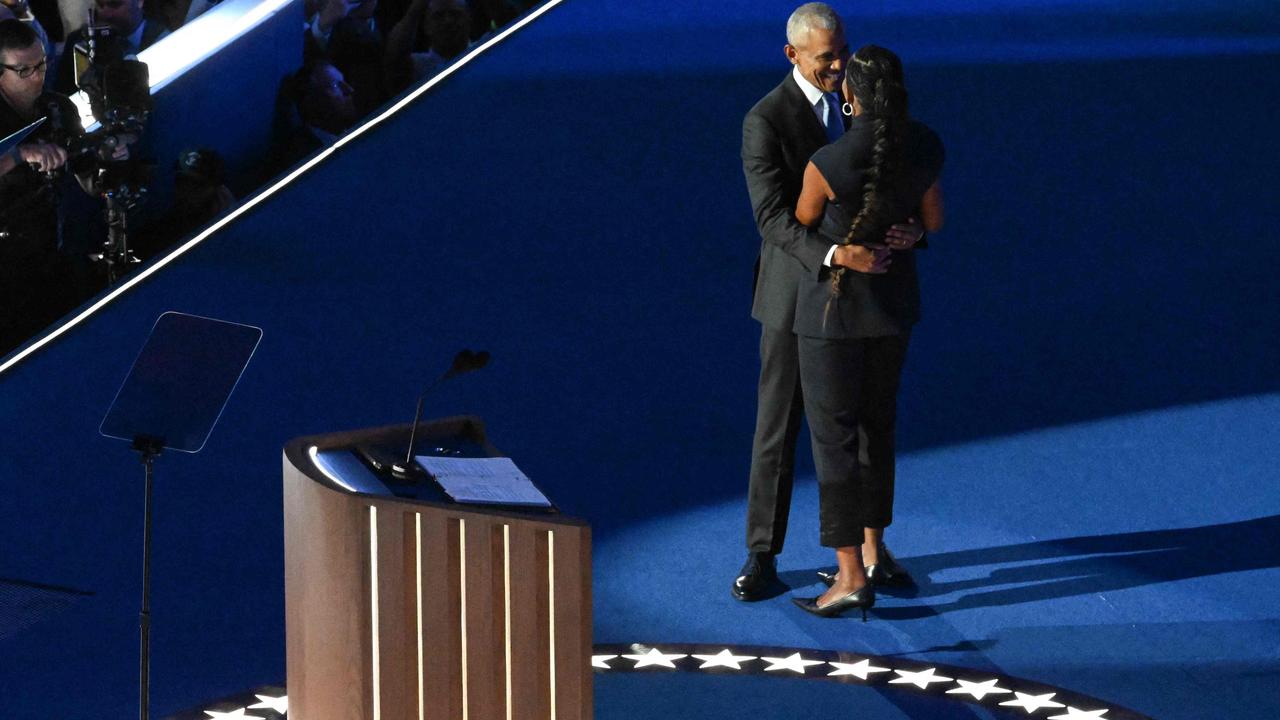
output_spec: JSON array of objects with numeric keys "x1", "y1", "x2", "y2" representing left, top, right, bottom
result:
[
  {"x1": 592, "y1": 642, "x2": 1151, "y2": 720},
  {"x1": 182, "y1": 643, "x2": 1152, "y2": 719}
]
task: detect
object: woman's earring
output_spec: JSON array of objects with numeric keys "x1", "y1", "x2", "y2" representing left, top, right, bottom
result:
[{"x1": 841, "y1": 101, "x2": 854, "y2": 117}]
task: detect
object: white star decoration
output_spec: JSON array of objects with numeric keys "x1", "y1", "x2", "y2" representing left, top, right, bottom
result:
[
  {"x1": 1049, "y1": 708, "x2": 1110, "y2": 719},
  {"x1": 827, "y1": 659, "x2": 890, "y2": 679},
  {"x1": 622, "y1": 648, "x2": 687, "y2": 668},
  {"x1": 691, "y1": 649, "x2": 757, "y2": 669},
  {"x1": 248, "y1": 694, "x2": 288, "y2": 713},
  {"x1": 947, "y1": 678, "x2": 1012, "y2": 700},
  {"x1": 204, "y1": 710, "x2": 264, "y2": 720},
  {"x1": 1001, "y1": 692, "x2": 1067, "y2": 713},
  {"x1": 200, "y1": 644, "x2": 1124, "y2": 720},
  {"x1": 760, "y1": 652, "x2": 825, "y2": 674},
  {"x1": 890, "y1": 667, "x2": 954, "y2": 689}
]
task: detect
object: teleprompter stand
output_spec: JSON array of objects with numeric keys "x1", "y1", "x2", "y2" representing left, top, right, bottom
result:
[{"x1": 100, "y1": 312, "x2": 262, "y2": 720}]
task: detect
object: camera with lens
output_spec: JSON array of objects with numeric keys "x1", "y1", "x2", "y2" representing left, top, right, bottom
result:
[
  {"x1": 61, "y1": 21, "x2": 152, "y2": 184},
  {"x1": 50, "y1": 19, "x2": 155, "y2": 281}
]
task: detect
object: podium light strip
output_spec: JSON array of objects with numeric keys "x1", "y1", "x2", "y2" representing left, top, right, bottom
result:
[
  {"x1": 370, "y1": 506, "x2": 381, "y2": 720},
  {"x1": 548, "y1": 530, "x2": 556, "y2": 720},
  {"x1": 416, "y1": 513, "x2": 425, "y2": 720},
  {"x1": 0, "y1": 0, "x2": 567, "y2": 379},
  {"x1": 504, "y1": 524, "x2": 513, "y2": 720},
  {"x1": 307, "y1": 446, "x2": 357, "y2": 493},
  {"x1": 460, "y1": 518, "x2": 469, "y2": 720}
]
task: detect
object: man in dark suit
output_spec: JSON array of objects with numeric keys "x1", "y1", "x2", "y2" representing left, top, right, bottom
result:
[
  {"x1": 734, "y1": 2, "x2": 917, "y2": 601},
  {"x1": 54, "y1": 0, "x2": 169, "y2": 94}
]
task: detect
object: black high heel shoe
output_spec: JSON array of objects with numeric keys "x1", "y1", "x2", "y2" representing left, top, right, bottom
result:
[
  {"x1": 866, "y1": 544, "x2": 914, "y2": 588},
  {"x1": 792, "y1": 585, "x2": 875, "y2": 621},
  {"x1": 817, "y1": 544, "x2": 914, "y2": 588}
]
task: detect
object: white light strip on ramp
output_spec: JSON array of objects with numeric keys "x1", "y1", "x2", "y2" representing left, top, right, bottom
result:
[{"x1": 0, "y1": 0, "x2": 565, "y2": 379}]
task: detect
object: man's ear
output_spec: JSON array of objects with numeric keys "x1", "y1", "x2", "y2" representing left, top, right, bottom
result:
[{"x1": 783, "y1": 44, "x2": 797, "y2": 66}]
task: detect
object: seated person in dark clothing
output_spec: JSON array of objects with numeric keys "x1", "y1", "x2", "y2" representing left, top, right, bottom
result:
[
  {"x1": 296, "y1": 60, "x2": 358, "y2": 145},
  {"x1": 0, "y1": 18, "x2": 82, "y2": 352},
  {"x1": 266, "y1": 60, "x2": 358, "y2": 176},
  {"x1": 315, "y1": 0, "x2": 389, "y2": 115},
  {"x1": 384, "y1": 0, "x2": 479, "y2": 92},
  {"x1": 335, "y1": 27, "x2": 389, "y2": 115},
  {"x1": 132, "y1": 147, "x2": 235, "y2": 259},
  {"x1": 54, "y1": 0, "x2": 168, "y2": 94}
]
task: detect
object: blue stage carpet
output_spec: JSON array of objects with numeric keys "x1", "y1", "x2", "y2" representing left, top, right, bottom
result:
[
  {"x1": 592, "y1": 394, "x2": 1280, "y2": 719},
  {"x1": 2, "y1": 1, "x2": 1278, "y2": 718}
]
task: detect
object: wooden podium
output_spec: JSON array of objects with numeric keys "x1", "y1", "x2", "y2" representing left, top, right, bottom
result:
[{"x1": 283, "y1": 417, "x2": 591, "y2": 720}]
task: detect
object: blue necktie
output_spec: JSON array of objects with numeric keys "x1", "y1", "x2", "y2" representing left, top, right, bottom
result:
[{"x1": 822, "y1": 94, "x2": 843, "y2": 144}]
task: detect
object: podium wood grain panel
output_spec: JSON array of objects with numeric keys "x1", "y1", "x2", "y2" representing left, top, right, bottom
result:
[
  {"x1": 419, "y1": 512, "x2": 463, "y2": 720},
  {"x1": 552, "y1": 527, "x2": 592, "y2": 720},
  {"x1": 507, "y1": 524, "x2": 552, "y2": 720},
  {"x1": 462, "y1": 518, "x2": 506, "y2": 719},
  {"x1": 374, "y1": 507, "x2": 416, "y2": 720},
  {"x1": 284, "y1": 419, "x2": 591, "y2": 720}
]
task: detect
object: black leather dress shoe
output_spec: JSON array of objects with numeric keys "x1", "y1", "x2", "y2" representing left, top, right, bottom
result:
[
  {"x1": 732, "y1": 552, "x2": 777, "y2": 601},
  {"x1": 866, "y1": 544, "x2": 914, "y2": 587},
  {"x1": 792, "y1": 585, "x2": 875, "y2": 621}
]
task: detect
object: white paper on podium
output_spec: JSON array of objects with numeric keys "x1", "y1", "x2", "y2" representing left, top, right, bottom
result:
[{"x1": 415, "y1": 456, "x2": 552, "y2": 507}]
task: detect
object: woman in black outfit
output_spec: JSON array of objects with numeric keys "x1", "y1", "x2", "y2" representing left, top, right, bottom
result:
[{"x1": 790, "y1": 45, "x2": 945, "y2": 618}]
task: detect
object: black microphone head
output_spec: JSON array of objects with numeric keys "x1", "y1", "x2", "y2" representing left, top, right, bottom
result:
[{"x1": 444, "y1": 349, "x2": 489, "y2": 379}]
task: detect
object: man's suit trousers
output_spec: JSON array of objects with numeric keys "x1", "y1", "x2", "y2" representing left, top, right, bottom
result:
[{"x1": 744, "y1": 324, "x2": 806, "y2": 554}]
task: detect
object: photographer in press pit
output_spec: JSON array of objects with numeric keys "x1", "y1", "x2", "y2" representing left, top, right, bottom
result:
[
  {"x1": 0, "y1": 12, "x2": 145, "y2": 354},
  {"x1": 0, "y1": 17, "x2": 81, "y2": 352}
]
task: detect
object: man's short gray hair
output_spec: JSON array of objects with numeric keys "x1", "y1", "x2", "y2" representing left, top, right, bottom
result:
[{"x1": 786, "y1": 3, "x2": 841, "y2": 46}]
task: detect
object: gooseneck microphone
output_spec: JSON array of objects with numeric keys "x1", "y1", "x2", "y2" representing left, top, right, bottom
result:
[{"x1": 390, "y1": 349, "x2": 490, "y2": 479}]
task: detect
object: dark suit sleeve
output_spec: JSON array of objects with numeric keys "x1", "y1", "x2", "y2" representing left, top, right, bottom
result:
[{"x1": 742, "y1": 110, "x2": 829, "y2": 278}]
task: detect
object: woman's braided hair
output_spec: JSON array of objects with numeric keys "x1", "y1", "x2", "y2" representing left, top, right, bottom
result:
[{"x1": 829, "y1": 45, "x2": 910, "y2": 297}]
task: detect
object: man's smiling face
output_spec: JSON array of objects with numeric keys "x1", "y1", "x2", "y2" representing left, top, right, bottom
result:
[{"x1": 786, "y1": 24, "x2": 849, "y2": 94}]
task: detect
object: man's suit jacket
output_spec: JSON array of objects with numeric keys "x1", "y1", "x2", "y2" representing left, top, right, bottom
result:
[{"x1": 741, "y1": 73, "x2": 833, "y2": 332}]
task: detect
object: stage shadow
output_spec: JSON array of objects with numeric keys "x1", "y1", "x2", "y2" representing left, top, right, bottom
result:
[
  {"x1": 881, "y1": 639, "x2": 1000, "y2": 657},
  {"x1": 0, "y1": 576, "x2": 94, "y2": 642},
  {"x1": 867, "y1": 514, "x2": 1280, "y2": 619}
]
